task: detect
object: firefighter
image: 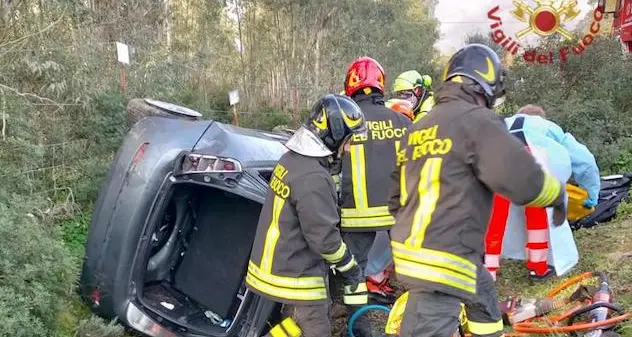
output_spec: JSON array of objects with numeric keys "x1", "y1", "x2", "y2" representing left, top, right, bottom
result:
[
  {"x1": 485, "y1": 104, "x2": 600, "y2": 281},
  {"x1": 340, "y1": 56, "x2": 412, "y2": 304},
  {"x1": 386, "y1": 70, "x2": 435, "y2": 123},
  {"x1": 387, "y1": 44, "x2": 568, "y2": 337},
  {"x1": 246, "y1": 93, "x2": 369, "y2": 337}
]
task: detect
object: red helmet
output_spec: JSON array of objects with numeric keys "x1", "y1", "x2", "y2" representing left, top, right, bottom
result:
[{"x1": 344, "y1": 57, "x2": 386, "y2": 97}]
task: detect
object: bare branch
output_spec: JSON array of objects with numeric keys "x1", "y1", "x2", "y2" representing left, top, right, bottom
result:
[
  {"x1": 0, "y1": 14, "x2": 64, "y2": 49},
  {"x1": 0, "y1": 83, "x2": 62, "y2": 107}
]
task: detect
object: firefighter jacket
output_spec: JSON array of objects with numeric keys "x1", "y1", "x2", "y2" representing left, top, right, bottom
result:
[
  {"x1": 246, "y1": 151, "x2": 355, "y2": 305},
  {"x1": 340, "y1": 93, "x2": 412, "y2": 232},
  {"x1": 413, "y1": 92, "x2": 435, "y2": 123},
  {"x1": 387, "y1": 81, "x2": 565, "y2": 301}
]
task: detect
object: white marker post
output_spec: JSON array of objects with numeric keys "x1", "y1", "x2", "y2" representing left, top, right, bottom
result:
[
  {"x1": 116, "y1": 42, "x2": 130, "y2": 91},
  {"x1": 229, "y1": 90, "x2": 240, "y2": 126}
]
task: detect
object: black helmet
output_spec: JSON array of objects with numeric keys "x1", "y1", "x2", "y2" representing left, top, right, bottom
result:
[
  {"x1": 286, "y1": 94, "x2": 366, "y2": 157},
  {"x1": 442, "y1": 43, "x2": 506, "y2": 109}
]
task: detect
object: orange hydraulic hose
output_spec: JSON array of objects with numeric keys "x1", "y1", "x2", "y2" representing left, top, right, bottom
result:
[
  {"x1": 547, "y1": 303, "x2": 584, "y2": 322},
  {"x1": 545, "y1": 271, "x2": 594, "y2": 298},
  {"x1": 462, "y1": 333, "x2": 525, "y2": 336},
  {"x1": 512, "y1": 313, "x2": 631, "y2": 334}
]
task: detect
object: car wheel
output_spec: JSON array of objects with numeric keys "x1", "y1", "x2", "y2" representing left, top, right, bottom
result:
[{"x1": 126, "y1": 98, "x2": 202, "y2": 125}]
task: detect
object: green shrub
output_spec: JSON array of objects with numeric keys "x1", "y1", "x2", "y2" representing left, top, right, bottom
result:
[
  {"x1": 0, "y1": 203, "x2": 77, "y2": 337},
  {"x1": 73, "y1": 316, "x2": 126, "y2": 337}
]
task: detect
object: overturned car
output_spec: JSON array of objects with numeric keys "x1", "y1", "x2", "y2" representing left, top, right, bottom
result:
[{"x1": 79, "y1": 99, "x2": 297, "y2": 337}]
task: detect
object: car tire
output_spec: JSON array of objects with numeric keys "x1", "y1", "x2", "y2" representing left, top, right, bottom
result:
[{"x1": 126, "y1": 98, "x2": 202, "y2": 125}]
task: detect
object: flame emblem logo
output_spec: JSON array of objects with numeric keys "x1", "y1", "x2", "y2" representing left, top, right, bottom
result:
[{"x1": 511, "y1": 0, "x2": 581, "y2": 40}]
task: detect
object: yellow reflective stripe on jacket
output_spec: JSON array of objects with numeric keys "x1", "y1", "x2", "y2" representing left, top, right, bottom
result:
[
  {"x1": 392, "y1": 242, "x2": 476, "y2": 279},
  {"x1": 405, "y1": 157, "x2": 442, "y2": 248},
  {"x1": 395, "y1": 140, "x2": 408, "y2": 205},
  {"x1": 392, "y1": 242, "x2": 477, "y2": 294},
  {"x1": 261, "y1": 196, "x2": 285, "y2": 272},
  {"x1": 350, "y1": 143, "x2": 369, "y2": 209},
  {"x1": 245, "y1": 273, "x2": 327, "y2": 301},
  {"x1": 340, "y1": 206, "x2": 395, "y2": 228},
  {"x1": 527, "y1": 172, "x2": 561, "y2": 207},
  {"x1": 321, "y1": 242, "x2": 347, "y2": 264},
  {"x1": 246, "y1": 263, "x2": 327, "y2": 301},
  {"x1": 393, "y1": 255, "x2": 476, "y2": 294},
  {"x1": 248, "y1": 262, "x2": 325, "y2": 289},
  {"x1": 400, "y1": 166, "x2": 407, "y2": 206},
  {"x1": 341, "y1": 215, "x2": 394, "y2": 228},
  {"x1": 341, "y1": 205, "x2": 390, "y2": 218},
  {"x1": 466, "y1": 320, "x2": 504, "y2": 335}
]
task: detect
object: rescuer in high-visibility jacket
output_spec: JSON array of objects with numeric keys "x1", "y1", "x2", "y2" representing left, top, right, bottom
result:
[
  {"x1": 385, "y1": 70, "x2": 435, "y2": 123},
  {"x1": 387, "y1": 44, "x2": 568, "y2": 337},
  {"x1": 246, "y1": 94, "x2": 369, "y2": 337},
  {"x1": 340, "y1": 56, "x2": 412, "y2": 305}
]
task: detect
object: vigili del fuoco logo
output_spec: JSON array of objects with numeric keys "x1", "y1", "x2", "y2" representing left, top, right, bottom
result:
[{"x1": 486, "y1": 0, "x2": 605, "y2": 64}]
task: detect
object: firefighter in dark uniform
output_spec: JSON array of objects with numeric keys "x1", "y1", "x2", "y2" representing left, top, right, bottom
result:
[
  {"x1": 246, "y1": 94, "x2": 369, "y2": 337},
  {"x1": 340, "y1": 57, "x2": 412, "y2": 304},
  {"x1": 388, "y1": 44, "x2": 568, "y2": 337}
]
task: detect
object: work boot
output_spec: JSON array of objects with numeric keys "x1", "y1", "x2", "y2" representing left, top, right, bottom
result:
[
  {"x1": 366, "y1": 276, "x2": 396, "y2": 304},
  {"x1": 528, "y1": 266, "x2": 555, "y2": 282}
]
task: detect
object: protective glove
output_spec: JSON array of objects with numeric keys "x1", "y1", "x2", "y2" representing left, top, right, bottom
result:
[
  {"x1": 583, "y1": 198, "x2": 598, "y2": 208},
  {"x1": 551, "y1": 187, "x2": 567, "y2": 227}
]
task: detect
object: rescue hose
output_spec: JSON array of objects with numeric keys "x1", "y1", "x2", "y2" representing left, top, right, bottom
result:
[
  {"x1": 512, "y1": 271, "x2": 630, "y2": 335},
  {"x1": 347, "y1": 304, "x2": 391, "y2": 337},
  {"x1": 346, "y1": 272, "x2": 630, "y2": 336}
]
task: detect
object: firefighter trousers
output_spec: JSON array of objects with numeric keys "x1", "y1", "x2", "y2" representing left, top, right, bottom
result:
[
  {"x1": 342, "y1": 231, "x2": 377, "y2": 272},
  {"x1": 265, "y1": 302, "x2": 332, "y2": 337},
  {"x1": 399, "y1": 268, "x2": 504, "y2": 337},
  {"x1": 485, "y1": 194, "x2": 550, "y2": 279}
]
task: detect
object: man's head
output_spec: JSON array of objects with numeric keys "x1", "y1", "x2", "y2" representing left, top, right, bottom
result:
[
  {"x1": 344, "y1": 57, "x2": 386, "y2": 97},
  {"x1": 284, "y1": 94, "x2": 367, "y2": 158},
  {"x1": 392, "y1": 70, "x2": 432, "y2": 113},
  {"x1": 517, "y1": 104, "x2": 546, "y2": 118},
  {"x1": 442, "y1": 43, "x2": 506, "y2": 109}
]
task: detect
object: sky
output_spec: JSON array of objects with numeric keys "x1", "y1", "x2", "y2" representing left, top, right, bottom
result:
[{"x1": 434, "y1": 0, "x2": 594, "y2": 54}]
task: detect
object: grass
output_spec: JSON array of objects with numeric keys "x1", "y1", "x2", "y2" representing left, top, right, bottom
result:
[{"x1": 494, "y1": 214, "x2": 632, "y2": 337}]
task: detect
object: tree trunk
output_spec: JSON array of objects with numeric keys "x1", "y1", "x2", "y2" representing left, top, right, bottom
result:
[
  {"x1": 235, "y1": 0, "x2": 248, "y2": 103},
  {"x1": 164, "y1": 0, "x2": 173, "y2": 62}
]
